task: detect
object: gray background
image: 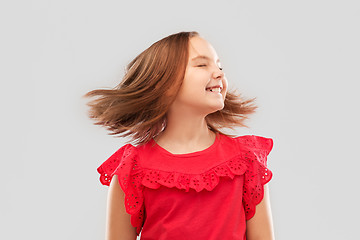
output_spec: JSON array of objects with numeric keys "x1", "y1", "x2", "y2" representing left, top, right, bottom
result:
[{"x1": 1, "y1": 0, "x2": 359, "y2": 239}]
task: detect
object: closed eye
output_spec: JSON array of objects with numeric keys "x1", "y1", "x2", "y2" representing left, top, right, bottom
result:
[{"x1": 196, "y1": 64, "x2": 223, "y2": 70}]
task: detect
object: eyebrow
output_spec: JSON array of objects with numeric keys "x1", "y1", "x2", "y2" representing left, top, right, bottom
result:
[{"x1": 191, "y1": 55, "x2": 220, "y2": 63}]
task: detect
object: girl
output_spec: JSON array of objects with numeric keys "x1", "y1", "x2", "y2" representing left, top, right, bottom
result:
[{"x1": 84, "y1": 31, "x2": 275, "y2": 240}]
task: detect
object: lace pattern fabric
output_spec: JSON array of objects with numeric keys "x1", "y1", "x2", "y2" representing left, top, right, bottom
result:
[
  {"x1": 97, "y1": 135, "x2": 273, "y2": 235},
  {"x1": 97, "y1": 144, "x2": 145, "y2": 235},
  {"x1": 237, "y1": 136, "x2": 273, "y2": 219}
]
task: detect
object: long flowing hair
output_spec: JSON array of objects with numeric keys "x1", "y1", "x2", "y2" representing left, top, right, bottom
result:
[{"x1": 83, "y1": 31, "x2": 257, "y2": 145}]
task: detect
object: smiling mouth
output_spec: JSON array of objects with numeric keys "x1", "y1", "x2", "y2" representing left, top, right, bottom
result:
[{"x1": 205, "y1": 86, "x2": 222, "y2": 93}]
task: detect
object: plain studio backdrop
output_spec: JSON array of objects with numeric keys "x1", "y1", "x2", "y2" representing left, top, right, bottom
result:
[{"x1": 1, "y1": 0, "x2": 359, "y2": 239}]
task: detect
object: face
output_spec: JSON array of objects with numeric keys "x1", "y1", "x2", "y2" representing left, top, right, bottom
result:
[{"x1": 170, "y1": 36, "x2": 228, "y2": 115}]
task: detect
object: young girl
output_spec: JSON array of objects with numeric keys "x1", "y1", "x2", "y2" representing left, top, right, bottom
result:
[{"x1": 84, "y1": 31, "x2": 275, "y2": 240}]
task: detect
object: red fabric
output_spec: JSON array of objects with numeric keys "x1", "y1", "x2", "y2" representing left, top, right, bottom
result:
[{"x1": 97, "y1": 133, "x2": 273, "y2": 239}]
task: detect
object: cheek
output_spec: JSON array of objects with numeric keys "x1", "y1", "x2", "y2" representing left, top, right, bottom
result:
[
  {"x1": 222, "y1": 78, "x2": 228, "y2": 90},
  {"x1": 177, "y1": 77, "x2": 198, "y2": 98},
  {"x1": 182, "y1": 71, "x2": 209, "y2": 91},
  {"x1": 222, "y1": 78, "x2": 228, "y2": 97}
]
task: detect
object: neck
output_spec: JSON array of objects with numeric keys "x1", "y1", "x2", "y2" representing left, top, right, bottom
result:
[{"x1": 154, "y1": 107, "x2": 216, "y2": 148}]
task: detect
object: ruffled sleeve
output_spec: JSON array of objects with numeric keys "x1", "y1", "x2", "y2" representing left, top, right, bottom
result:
[
  {"x1": 97, "y1": 144, "x2": 145, "y2": 236},
  {"x1": 237, "y1": 135, "x2": 274, "y2": 220}
]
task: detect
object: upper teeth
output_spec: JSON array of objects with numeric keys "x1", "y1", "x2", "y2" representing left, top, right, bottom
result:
[{"x1": 207, "y1": 87, "x2": 221, "y2": 92}]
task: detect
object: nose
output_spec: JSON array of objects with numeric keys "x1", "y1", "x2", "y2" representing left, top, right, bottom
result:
[{"x1": 212, "y1": 67, "x2": 224, "y2": 80}]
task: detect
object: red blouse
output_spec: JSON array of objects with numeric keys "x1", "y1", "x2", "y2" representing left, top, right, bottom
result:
[{"x1": 97, "y1": 133, "x2": 273, "y2": 240}]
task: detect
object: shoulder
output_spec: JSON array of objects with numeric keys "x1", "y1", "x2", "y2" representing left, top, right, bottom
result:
[
  {"x1": 222, "y1": 134, "x2": 273, "y2": 153},
  {"x1": 97, "y1": 143, "x2": 140, "y2": 186}
]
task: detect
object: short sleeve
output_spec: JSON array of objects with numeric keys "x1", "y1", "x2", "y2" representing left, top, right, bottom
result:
[
  {"x1": 97, "y1": 144, "x2": 145, "y2": 236},
  {"x1": 237, "y1": 135, "x2": 273, "y2": 220}
]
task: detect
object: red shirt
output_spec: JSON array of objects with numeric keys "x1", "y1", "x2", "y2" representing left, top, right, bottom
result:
[{"x1": 97, "y1": 133, "x2": 273, "y2": 240}]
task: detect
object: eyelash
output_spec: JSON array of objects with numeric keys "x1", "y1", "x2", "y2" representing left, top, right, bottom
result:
[{"x1": 197, "y1": 64, "x2": 223, "y2": 71}]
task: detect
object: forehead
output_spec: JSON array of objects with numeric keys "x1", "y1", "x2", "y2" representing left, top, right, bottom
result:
[{"x1": 188, "y1": 36, "x2": 219, "y2": 61}]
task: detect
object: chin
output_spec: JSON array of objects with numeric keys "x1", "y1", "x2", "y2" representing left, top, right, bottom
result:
[{"x1": 207, "y1": 103, "x2": 224, "y2": 114}]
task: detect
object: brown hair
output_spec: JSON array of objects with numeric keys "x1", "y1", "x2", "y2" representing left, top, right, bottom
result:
[{"x1": 83, "y1": 31, "x2": 257, "y2": 146}]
